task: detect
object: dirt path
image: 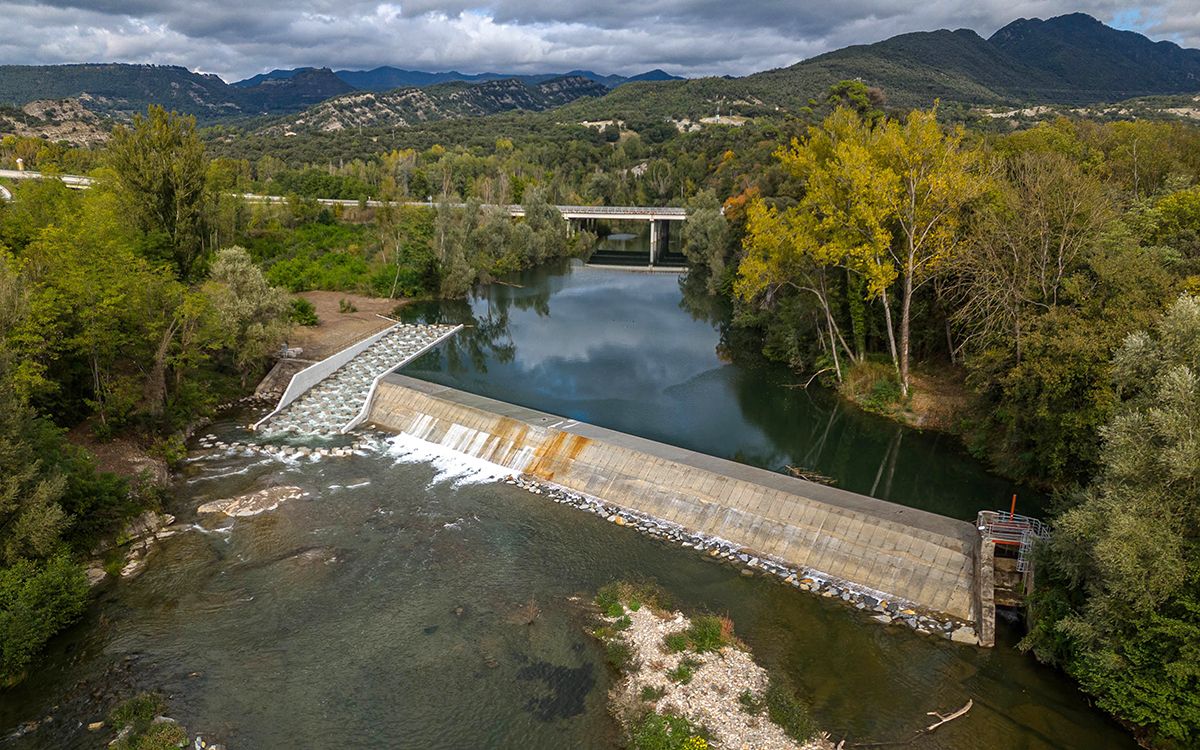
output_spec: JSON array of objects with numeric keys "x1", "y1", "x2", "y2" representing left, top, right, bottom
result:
[
  {"x1": 256, "y1": 291, "x2": 416, "y2": 401},
  {"x1": 286, "y1": 291, "x2": 409, "y2": 361},
  {"x1": 66, "y1": 424, "x2": 169, "y2": 486}
]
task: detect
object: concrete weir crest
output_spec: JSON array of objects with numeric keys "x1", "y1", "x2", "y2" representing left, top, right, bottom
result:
[{"x1": 367, "y1": 374, "x2": 983, "y2": 632}]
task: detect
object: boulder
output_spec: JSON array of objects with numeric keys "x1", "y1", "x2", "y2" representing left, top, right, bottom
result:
[
  {"x1": 950, "y1": 626, "x2": 979, "y2": 645},
  {"x1": 197, "y1": 486, "x2": 303, "y2": 517},
  {"x1": 84, "y1": 564, "x2": 108, "y2": 587}
]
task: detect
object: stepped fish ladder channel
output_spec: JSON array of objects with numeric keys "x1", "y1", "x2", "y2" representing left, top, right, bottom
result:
[{"x1": 1, "y1": 260, "x2": 1132, "y2": 749}]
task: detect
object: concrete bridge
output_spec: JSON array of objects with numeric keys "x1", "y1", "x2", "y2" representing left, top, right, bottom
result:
[{"x1": 2, "y1": 169, "x2": 686, "y2": 242}]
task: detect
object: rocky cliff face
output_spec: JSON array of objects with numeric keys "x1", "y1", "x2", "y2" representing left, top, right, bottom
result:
[
  {"x1": 260, "y1": 75, "x2": 608, "y2": 133},
  {"x1": 0, "y1": 96, "x2": 110, "y2": 145}
]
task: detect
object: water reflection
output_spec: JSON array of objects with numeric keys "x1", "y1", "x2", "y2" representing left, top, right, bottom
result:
[{"x1": 400, "y1": 260, "x2": 1040, "y2": 519}]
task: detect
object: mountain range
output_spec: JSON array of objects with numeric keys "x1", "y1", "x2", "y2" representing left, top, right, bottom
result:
[
  {"x1": 1, "y1": 13, "x2": 1198, "y2": 136},
  {"x1": 234, "y1": 67, "x2": 681, "y2": 91}
]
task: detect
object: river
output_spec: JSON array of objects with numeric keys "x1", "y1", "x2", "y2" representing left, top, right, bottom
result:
[{"x1": 1, "y1": 260, "x2": 1130, "y2": 749}]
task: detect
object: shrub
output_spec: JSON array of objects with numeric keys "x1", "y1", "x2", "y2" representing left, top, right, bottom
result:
[
  {"x1": 630, "y1": 712, "x2": 709, "y2": 750},
  {"x1": 289, "y1": 297, "x2": 319, "y2": 326},
  {"x1": 614, "y1": 614, "x2": 633, "y2": 631},
  {"x1": 668, "y1": 657, "x2": 701, "y2": 684},
  {"x1": 663, "y1": 632, "x2": 689, "y2": 653},
  {"x1": 765, "y1": 678, "x2": 816, "y2": 741},
  {"x1": 605, "y1": 639, "x2": 638, "y2": 674},
  {"x1": 109, "y1": 692, "x2": 167, "y2": 730},
  {"x1": 109, "y1": 692, "x2": 187, "y2": 750},
  {"x1": 0, "y1": 554, "x2": 89, "y2": 684},
  {"x1": 595, "y1": 585, "x2": 621, "y2": 614},
  {"x1": 338, "y1": 298, "x2": 357, "y2": 313},
  {"x1": 865, "y1": 377, "x2": 903, "y2": 411},
  {"x1": 640, "y1": 685, "x2": 667, "y2": 702}
]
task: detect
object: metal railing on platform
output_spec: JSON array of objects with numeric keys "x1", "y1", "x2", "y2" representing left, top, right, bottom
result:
[{"x1": 977, "y1": 510, "x2": 1049, "y2": 573}]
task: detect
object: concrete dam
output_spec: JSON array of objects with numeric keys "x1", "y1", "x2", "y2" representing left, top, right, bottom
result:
[{"x1": 366, "y1": 374, "x2": 983, "y2": 635}]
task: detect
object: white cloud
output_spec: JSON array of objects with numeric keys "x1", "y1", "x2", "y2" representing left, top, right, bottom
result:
[{"x1": 0, "y1": 1, "x2": 1196, "y2": 81}]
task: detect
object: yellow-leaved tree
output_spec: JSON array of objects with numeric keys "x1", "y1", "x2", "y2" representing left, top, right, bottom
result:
[{"x1": 739, "y1": 105, "x2": 989, "y2": 395}]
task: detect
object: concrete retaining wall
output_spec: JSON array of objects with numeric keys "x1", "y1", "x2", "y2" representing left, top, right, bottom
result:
[
  {"x1": 368, "y1": 375, "x2": 979, "y2": 623},
  {"x1": 253, "y1": 323, "x2": 399, "y2": 430}
]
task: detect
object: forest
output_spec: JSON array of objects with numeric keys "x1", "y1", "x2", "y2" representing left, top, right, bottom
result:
[{"x1": 2, "y1": 84, "x2": 1199, "y2": 746}]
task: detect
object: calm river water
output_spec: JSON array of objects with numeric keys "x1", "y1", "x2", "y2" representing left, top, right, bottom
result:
[{"x1": 1, "y1": 261, "x2": 1130, "y2": 749}]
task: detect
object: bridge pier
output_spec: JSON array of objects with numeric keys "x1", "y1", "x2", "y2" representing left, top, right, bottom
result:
[{"x1": 649, "y1": 221, "x2": 659, "y2": 266}]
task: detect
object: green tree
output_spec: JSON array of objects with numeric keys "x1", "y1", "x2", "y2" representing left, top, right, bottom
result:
[
  {"x1": 1024, "y1": 294, "x2": 1200, "y2": 747},
  {"x1": 203, "y1": 247, "x2": 290, "y2": 385},
  {"x1": 107, "y1": 106, "x2": 210, "y2": 281},
  {"x1": 681, "y1": 190, "x2": 730, "y2": 293}
]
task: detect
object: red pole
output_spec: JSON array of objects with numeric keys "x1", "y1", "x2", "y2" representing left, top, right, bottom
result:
[{"x1": 1010, "y1": 494, "x2": 1018, "y2": 516}]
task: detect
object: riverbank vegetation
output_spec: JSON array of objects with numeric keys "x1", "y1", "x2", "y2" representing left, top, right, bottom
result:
[
  {"x1": 722, "y1": 104, "x2": 1200, "y2": 747},
  {"x1": 0, "y1": 108, "x2": 295, "y2": 686}
]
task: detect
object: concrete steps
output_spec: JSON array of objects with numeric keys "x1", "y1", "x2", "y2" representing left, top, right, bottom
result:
[{"x1": 261, "y1": 323, "x2": 458, "y2": 436}]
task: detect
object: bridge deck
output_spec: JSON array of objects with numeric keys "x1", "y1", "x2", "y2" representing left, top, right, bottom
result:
[{"x1": 0, "y1": 170, "x2": 686, "y2": 218}]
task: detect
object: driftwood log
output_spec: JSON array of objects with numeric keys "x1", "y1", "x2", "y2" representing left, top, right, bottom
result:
[{"x1": 848, "y1": 699, "x2": 973, "y2": 747}]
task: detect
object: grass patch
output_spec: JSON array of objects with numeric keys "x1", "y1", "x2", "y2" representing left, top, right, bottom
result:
[
  {"x1": 663, "y1": 614, "x2": 739, "y2": 654},
  {"x1": 841, "y1": 359, "x2": 908, "y2": 416},
  {"x1": 613, "y1": 614, "x2": 633, "y2": 631},
  {"x1": 738, "y1": 689, "x2": 766, "y2": 715},
  {"x1": 605, "y1": 639, "x2": 639, "y2": 675},
  {"x1": 630, "y1": 712, "x2": 710, "y2": 750},
  {"x1": 663, "y1": 632, "x2": 689, "y2": 653},
  {"x1": 765, "y1": 678, "x2": 817, "y2": 742},
  {"x1": 596, "y1": 580, "x2": 671, "y2": 615},
  {"x1": 108, "y1": 693, "x2": 188, "y2": 750},
  {"x1": 667, "y1": 656, "x2": 701, "y2": 685},
  {"x1": 687, "y1": 615, "x2": 735, "y2": 653},
  {"x1": 640, "y1": 685, "x2": 667, "y2": 702}
]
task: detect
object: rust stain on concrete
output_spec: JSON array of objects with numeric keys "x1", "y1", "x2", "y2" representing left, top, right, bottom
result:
[{"x1": 527, "y1": 430, "x2": 590, "y2": 481}]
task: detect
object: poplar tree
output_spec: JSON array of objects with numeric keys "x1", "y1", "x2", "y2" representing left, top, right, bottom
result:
[{"x1": 107, "y1": 106, "x2": 209, "y2": 281}]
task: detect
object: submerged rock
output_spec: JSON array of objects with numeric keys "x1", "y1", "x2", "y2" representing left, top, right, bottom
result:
[
  {"x1": 197, "y1": 486, "x2": 304, "y2": 517},
  {"x1": 950, "y1": 626, "x2": 979, "y2": 645}
]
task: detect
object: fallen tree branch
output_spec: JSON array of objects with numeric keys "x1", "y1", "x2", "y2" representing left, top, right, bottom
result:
[
  {"x1": 925, "y1": 699, "x2": 972, "y2": 732},
  {"x1": 847, "y1": 699, "x2": 973, "y2": 747},
  {"x1": 781, "y1": 367, "x2": 834, "y2": 389}
]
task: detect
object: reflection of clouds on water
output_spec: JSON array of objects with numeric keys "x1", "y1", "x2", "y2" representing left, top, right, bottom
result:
[
  {"x1": 409, "y1": 262, "x2": 1034, "y2": 519},
  {"x1": 468, "y1": 270, "x2": 720, "y2": 379}
]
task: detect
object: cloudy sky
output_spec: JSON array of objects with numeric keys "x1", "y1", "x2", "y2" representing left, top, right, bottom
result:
[{"x1": 1, "y1": 1, "x2": 1198, "y2": 82}]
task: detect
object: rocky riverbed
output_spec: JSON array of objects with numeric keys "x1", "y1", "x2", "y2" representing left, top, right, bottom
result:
[{"x1": 592, "y1": 592, "x2": 834, "y2": 750}]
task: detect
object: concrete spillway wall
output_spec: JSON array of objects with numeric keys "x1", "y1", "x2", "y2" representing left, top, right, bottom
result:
[{"x1": 369, "y1": 375, "x2": 980, "y2": 624}]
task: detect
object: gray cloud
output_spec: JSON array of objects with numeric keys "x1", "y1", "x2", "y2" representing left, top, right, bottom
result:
[{"x1": 0, "y1": 1, "x2": 1196, "y2": 82}]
